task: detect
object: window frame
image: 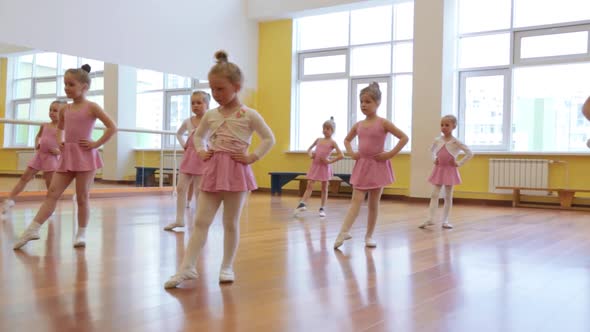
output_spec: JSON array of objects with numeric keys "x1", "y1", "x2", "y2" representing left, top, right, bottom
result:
[
  {"x1": 456, "y1": 2, "x2": 590, "y2": 152},
  {"x1": 6, "y1": 53, "x2": 105, "y2": 148}
]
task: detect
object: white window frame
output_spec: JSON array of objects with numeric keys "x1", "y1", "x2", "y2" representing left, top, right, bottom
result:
[
  {"x1": 514, "y1": 23, "x2": 590, "y2": 66},
  {"x1": 292, "y1": 1, "x2": 414, "y2": 151},
  {"x1": 458, "y1": 69, "x2": 511, "y2": 151},
  {"x1": 6, "y1": 53, "x2": 104, "y2": 148},
  {"x1": 456, "y1": 2, "x2": 590, "y2": 152}
]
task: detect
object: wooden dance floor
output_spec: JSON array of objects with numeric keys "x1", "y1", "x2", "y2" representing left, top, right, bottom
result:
[{"x1": 1, "y1": 192, "x2": 590, "y2": 331}]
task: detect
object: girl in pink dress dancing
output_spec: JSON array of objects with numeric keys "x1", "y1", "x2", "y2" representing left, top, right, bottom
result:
[
  {"x1": 2, "y1": 100, "x2": 66, "y2": 213},
  {"x1": 14, "y1": 64, "x2": 117, "y2": 249},
  {"x1": 293, "y1": 117, "x2": 343, "y2": 218},
  {"x1": 164, "y1": 51, "x2": 275, "y2": 288},
  {"x1": 419, "y1": 115, "x2": 473, "y2": 229},
  {"x1": 334, "y1": 82, "x2": 408, "y2": 249}
]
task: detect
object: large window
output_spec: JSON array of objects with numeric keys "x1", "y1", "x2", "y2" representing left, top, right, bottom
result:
[
  {"x1": 8, "y1": 53, "x2": 104, "y2": 147},
  {"x1": 293, "y1": 2, "x2": 414, "y2": 151},
  {"x1": 135, "y1": 70, "x2": 217, "y2": 149},
  {"x1": 457, "y1": 0, "x2": 590, "y2": 152}
]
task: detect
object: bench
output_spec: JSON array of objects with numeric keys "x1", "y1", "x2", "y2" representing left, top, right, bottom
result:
[
  {"x1": 295, "y1": 176, "x2": 348, "y2": 196},
  {"x1": 268, "y1": 172, "x2": 352, "y2": 195},
  {"x1": 496, "y1": 186, "x2": 590, "y2": 210},
  {"x1": 135, "y1": 167, "x2": 176, "y2": 187}
]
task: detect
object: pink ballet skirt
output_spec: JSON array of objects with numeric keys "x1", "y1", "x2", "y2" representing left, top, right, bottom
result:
[
  {"x1": 199, "y1": 152, "x2": 257, "y2": 192},
  {"x1": 28, "y1": 124, "x2": 60, "y2": 172},
  {"x1": 57, "y1": 104, "x2": 103, "y2": 172},
  {"x1": 179, "y1": 131, "x2": 205, "y2": 175},
  {"x1": 306, "y1": 141, "x2": 333, "y2": 181},
  {"x1": 428, "y1": 145, "x2": 462, "y2": 185},
  {"x1": 350, "y1": 119, "x2": 395, "y2": 190}
]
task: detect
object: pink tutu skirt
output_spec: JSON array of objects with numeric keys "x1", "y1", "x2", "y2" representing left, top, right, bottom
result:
[
  {"x1": 428, "y1": 165, "x2": 462, "y2": 186},
  {"x1": 57, "y1": 143, "x2": 103, "y2": 172},
  {"x1": 350, "y1": 158, "x2": 394, "y2": 190},
  {"x1": 179, "y1": 148, "x2": 205, "y2": 175},
  {"x1": 28, "y1": 151, "x2": 59, "y2": 172},
  {"x1": 200, "y1": 152, "x2": 257, "y2": 192},
  {"x1": 307, "y1": 161, "x2": 332, "y2": 181}
]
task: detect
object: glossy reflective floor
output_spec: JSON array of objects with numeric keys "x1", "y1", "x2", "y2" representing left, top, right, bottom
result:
[{"x1": 1, "y1": 193, "x2": 589, "y2": 332}]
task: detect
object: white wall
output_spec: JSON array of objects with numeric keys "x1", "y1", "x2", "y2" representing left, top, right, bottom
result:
[
  {"x1": 0, "y1": 0, "x2": 258, "y2": 86},
  {"x1": 248, "y1": 0, "x2": 400, "y2": 20}
]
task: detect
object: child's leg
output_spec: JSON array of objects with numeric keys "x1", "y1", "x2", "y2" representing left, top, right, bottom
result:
[
  {"x1": 319, "y1": 181, "x2": 328, "y2": 208},
  {"x1": 165, "y1": 173, "x2": 191, "y2": 230},
  {"x1": 334, "y1": 188, "x2": 366, "y2": 248},
  {"x1": 365, "y1": 187, "x2": 384, "y2": 245},
  {"x1": 180, "y1": 191, "x2": 223, "y2": 271},
  {"x1": 14, "y1": 172, "x2": 75, "y2": 249},
  {"x1": 294, "y1": 180, "x2": 315, "y2": 214},
  {"x1": 220, "y1": 191, "x2": 248, "y2": 279},
  {"x1": 42, "y1": 171, "x2": 54, "y2": 190},
  {"x1": 420, "y1": 185, "x2": 442, "y2": 228},
  {"x1": 191, "y1": 175, "x2": 202, "y2": 207},
  {"x1": 164, "y1": 191, "x2": 223, "y2": 288},
  {"x1": 187, "y1": 181, "x2": 194, "y2": 205},
  {"x1": 7, "y1": 167, "x2": 39, "y2": 200},
  {"x1": 442, "y1": 185, "x2": 454, "y2": 228},
  {"x1": 72, "y1": 170, "x2": 96, "y2": 247}
]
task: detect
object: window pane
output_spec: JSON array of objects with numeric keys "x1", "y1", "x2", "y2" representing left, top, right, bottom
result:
[
  {"x1": 90, "y1": 76, "x2": 104, "y2": 92},
  {"x1": 463, "y1": 75, "x2": 505, "y2": 146},
  {"x1": 34, "y1": 53, "x2": 57, "y2": 77},
  {"x1": 32, "y1": 98, "x2": 54, "y2": 121},
  {"x1": 87, "y1": 95, "x2": 104, "y2": 108},
  {"x1": 165, "y1": 74, "x2": 191, "y2": 89},
  {"x1": 514, "y1": 0, "x2": 590, "y2": 28},
  {"x1": 15, "y1": 103, "x2": 31, "y2": 146},
  {"x1": 297, "y1": 12, "x2": 349, "y2": 50},
  {"x1": 303, "y1": 54, "x2": 347, "y2": 76},
  {"x1": 35, "y1": 80, "x2": 57, "y2": 95},
  {"x1": 393, "y1": 75, "x2": 413, "y2": 150},
  {"x1": 393, "y1": 2, "x2": 414, "y2": 40},
  {"x1": 14, "y1": 79, "x2": 32, "y2": 99},
  {"x1": 520, "y1": 31, "x2": 588, "y2": 59},
  {"x1": 136, "y1": 92, "x2": 163, "y2": 149},
  {"x1": 513, "y1": 63, "x2": 590, "y2": 152},
  {"x1": 81, "y1": 58, "x2": 104, "y2": 72},
  {"x1": 351, "y1": 44, "x2": 391, "y2": 76},
  {"x1": 458, "y1": 0, "x2": 511, "y2": 33},
  {"x1": 393, "y1": 42, "x2": 413, "y2": 73},
  {"x1": 16, "y1": 55, "x2": 33, "y2": 79},
  {"x1": 167, "y1": 94, "x2": 191, "y2": 146},
  {"x1": 459, "y1": 33, "x2": 510, "y2": 68},
  {"x1": 350, "y1": 5, "x2": 392, "y2": 45},
  {"x1": 61, "y1": 55, "x2": 78, "y2": 73},
  {"x1": 298, "y1": 80, "x2": 348, "y2": 150},
  {"x1": 137, "y1": 70, "x2": 164, "y2": 92}
]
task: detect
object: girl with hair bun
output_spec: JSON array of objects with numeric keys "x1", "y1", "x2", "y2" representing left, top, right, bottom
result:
[
  {"x1": 13, "y1": 64, "x2": 117, "y2": 249},
  {"x1": 334, "y1": 82, "x2": 408, "y2": 250},
  {"x1": 293, "y1": 116, "x2": 344, "y2": 218},
  {"x1": 165, "y1": 50, "x2": 275, "y2": 288}
]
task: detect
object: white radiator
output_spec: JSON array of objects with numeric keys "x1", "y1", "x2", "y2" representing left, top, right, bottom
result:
[
  {"x1": 162, "y1": 152, "x2": 183, "y2": 169},
  {"x1": 489, "y1": 158, "x2": 550, "y2": 195},
  {"x1": 16, "y1": 151, "x2": 35, "y2": 170},
  {"x1": 333, "y1": 156, "x2": 355, "y2": 174}
]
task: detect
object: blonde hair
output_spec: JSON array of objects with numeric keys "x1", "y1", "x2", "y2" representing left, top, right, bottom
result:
[
  {"x1": 323, "y1": 116, "x2": 336, "y2": 132},
  {"x1": 360, "y1": 82, "x2": 381, "y2": 104},
  {"x1": 65, "y1": 64, "x2": 92, "y2": 87},
  {"x1": 192, "y1": 90, "x2": 211, "y2": 107},
  {"x1": 50, "y1": 99, "x2": 67, "y2": 108},
  {"x1": 441, "y1": 114, "x2": 457, "y2": 126},
  {"x1": 208, "y1": 50, "x2": 244, "y2": 85}
]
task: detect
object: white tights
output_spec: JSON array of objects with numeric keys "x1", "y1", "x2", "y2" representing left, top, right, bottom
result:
[
  {"x1": 428, "y1": 185, "x2": 454, "y2": 223},
  {"x1": 179, "y1": 191, "x2": 248, "y2": 272},
  {"x1": 175, "y1": 173, "x2": 202, "y2": 224}
]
